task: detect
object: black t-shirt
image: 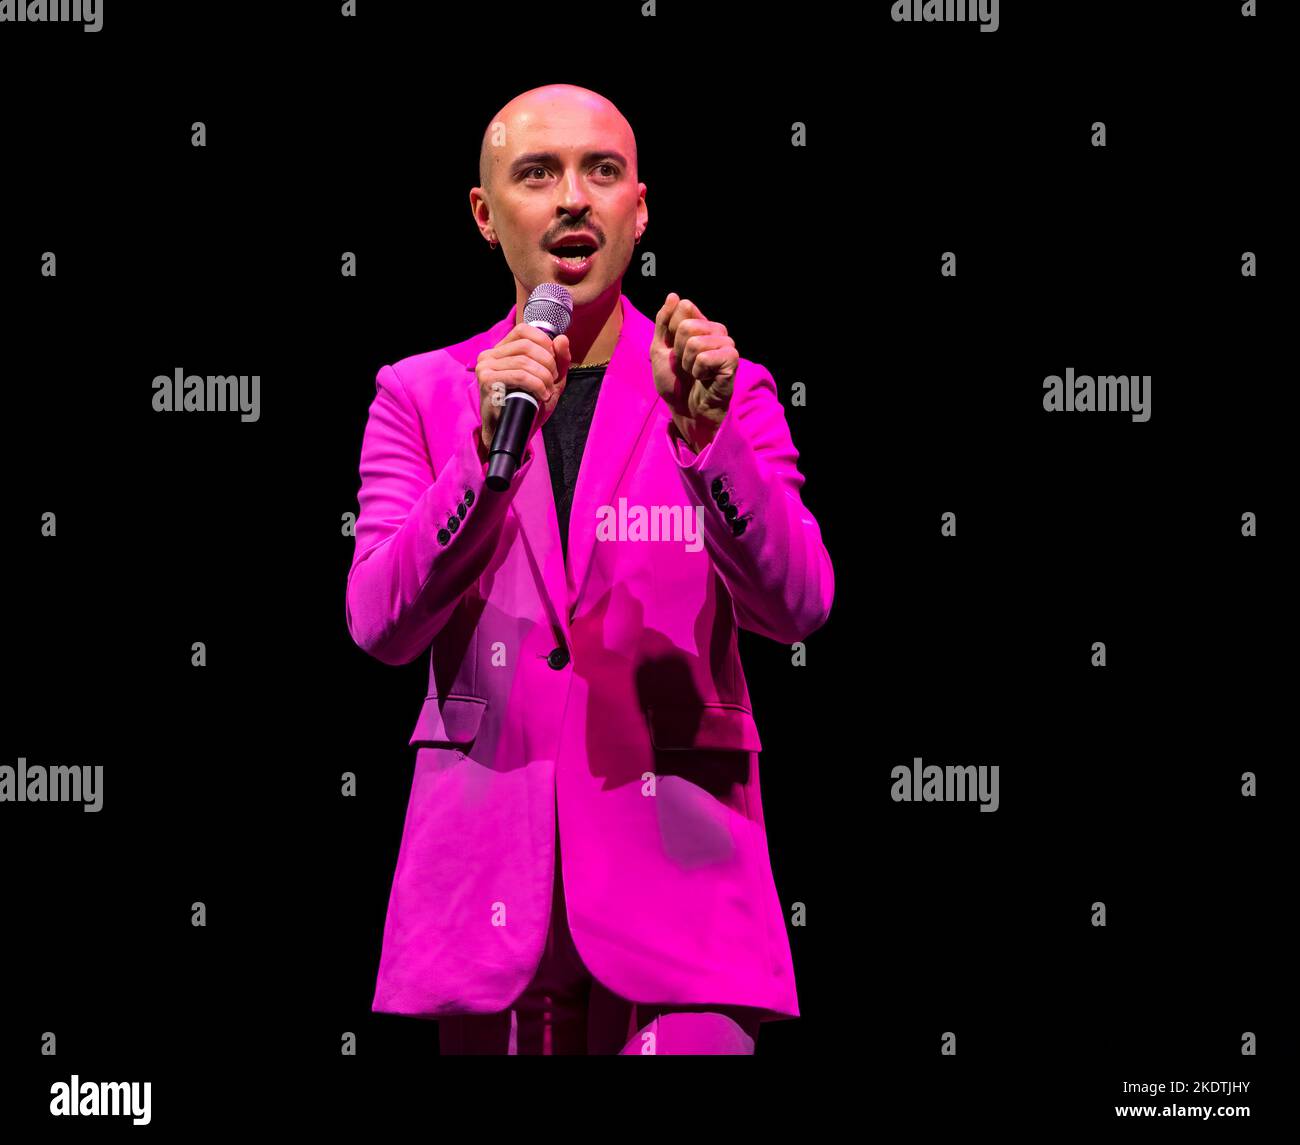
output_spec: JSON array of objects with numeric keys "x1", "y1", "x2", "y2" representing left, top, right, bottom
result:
[{"x1": 541, "y1": 364, "x2": 607, "y2": 563}]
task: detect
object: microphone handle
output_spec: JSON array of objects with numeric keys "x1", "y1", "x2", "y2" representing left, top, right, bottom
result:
[{"x1": 485, "y1": 390, "x2": 540, "y2": 492}]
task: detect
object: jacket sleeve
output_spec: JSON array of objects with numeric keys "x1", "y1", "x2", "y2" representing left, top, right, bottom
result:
[
  {"x1": 345, "y1": 361, "x2": 537, "y2": 666},
  {"x1": 666, "y1": 358, "x2": 834, "y2": 645}
]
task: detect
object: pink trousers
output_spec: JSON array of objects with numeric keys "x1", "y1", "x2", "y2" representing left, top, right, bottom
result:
[{"x1": 438, "y1": 825, "x2": 763, "y2": 1055}]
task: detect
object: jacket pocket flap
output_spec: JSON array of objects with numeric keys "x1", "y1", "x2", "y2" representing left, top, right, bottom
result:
[
  {"x1": 408, "y1": 694, "x2": 488, "y2": 747},
  {"x1": 646, "y1": 703, "x2": 763, "y2": 752}
]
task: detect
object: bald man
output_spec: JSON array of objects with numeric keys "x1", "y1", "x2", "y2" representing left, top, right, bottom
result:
[{"x1": 348, "y1": 84, "x2": 834, "y2": 1055}]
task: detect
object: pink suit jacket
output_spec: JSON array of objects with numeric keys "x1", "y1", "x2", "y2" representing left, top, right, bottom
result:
[{"x1": 346, "y1": 292, "x2": 834, "y2": 1024}]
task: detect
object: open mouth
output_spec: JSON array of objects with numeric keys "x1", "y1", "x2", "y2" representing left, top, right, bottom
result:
[{"x1": 549, "y1": 244, "x2": 596, "y2": 265}]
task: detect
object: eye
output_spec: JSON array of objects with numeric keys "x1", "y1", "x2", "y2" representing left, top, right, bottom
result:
[{"x1": 521, "y1": 163, "x2": 618, "y2": 181}]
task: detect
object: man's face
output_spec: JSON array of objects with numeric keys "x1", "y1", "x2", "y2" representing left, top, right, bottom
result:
[{"x1": 476, "y1": 98, "x2": 647, "y2": 306}]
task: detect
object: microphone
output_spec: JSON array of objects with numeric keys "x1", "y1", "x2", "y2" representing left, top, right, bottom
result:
[{"x1": 485, "y1": 282, "x2": 573, "y2": 492}]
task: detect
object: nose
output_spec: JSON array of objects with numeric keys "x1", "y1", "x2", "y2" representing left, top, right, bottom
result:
[{"x1": 557, "y1": 169, "x2": 591, "y2": 216}]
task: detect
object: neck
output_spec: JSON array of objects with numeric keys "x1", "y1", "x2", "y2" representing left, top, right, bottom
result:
[{"x1": 515, "y1": 280, "x2": 623, "y2": 366}]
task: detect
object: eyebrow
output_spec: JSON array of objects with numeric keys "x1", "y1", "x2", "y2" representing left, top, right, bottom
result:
[{"x1": 509, "y1": 150, "x2": 629, "y2": 174}]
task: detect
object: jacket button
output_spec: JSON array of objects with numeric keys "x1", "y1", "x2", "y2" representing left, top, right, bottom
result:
[
  {"x1": 710, "y1": 477, "x2": 724, "y2": 497},
  {"x1": 715, "y1": 490, "x2": 729, "y2": 507},
  {"x1": 447, "y1": 515, "x2": 460, "y2": 533},
  {"x1": 437, "y1": 528, "x2": 451, "y2": 545},
  {"x1": 457, "y1": 501, "x2": 468, "y2": 519},
  {"x1": 731, "y1": 516, "x2": 748, "y2": 536},
  {"x1": 464, "y1": 488, "x2": 475, "y2": 506},
  {"x1": 547, "y1": 646, "x2": 570, "y2": 670},
  {"x1": 723, "y1": 503, "x2": 738, "y2": 521}
]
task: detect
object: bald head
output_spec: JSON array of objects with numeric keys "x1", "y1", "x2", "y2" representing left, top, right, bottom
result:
[
  {"x1": 469, "y1": 82, "x2": 648, "y2": 314},
  {"x1": 477, "y1": 84, "x2": 638, "y2": 193}
]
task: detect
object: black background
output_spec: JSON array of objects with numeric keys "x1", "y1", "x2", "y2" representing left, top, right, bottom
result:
[{"x1": 1, "y1": 0, "x2": 1287, "y2": 1131}]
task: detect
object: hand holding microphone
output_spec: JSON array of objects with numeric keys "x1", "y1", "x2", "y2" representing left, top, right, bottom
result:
[{"x1": 476, "y1": 283, "x2": 573, "y2": 491}]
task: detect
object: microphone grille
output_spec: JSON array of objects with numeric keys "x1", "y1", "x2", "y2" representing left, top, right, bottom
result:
[{"x1": 523, "y1": 282, "x2": 573, "y2": 336}]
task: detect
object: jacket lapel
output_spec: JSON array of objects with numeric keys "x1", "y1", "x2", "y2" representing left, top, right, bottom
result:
[
  {"x1": 459, "y1": 293, "x2": 659, "y2": 632},
  {"x1": 565, "y1": 296, "x2": 659, "y2": 620}
]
